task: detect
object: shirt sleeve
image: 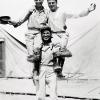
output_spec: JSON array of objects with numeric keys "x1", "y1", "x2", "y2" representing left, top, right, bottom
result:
[{"x1": 64, "y1": 8, "x2": 90, "y2": 19}]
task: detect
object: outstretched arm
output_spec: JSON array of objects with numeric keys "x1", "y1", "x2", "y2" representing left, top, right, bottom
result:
[
  {"x1": 65, "y1": 3, "x2": 96, "y2": 19},
  {"x1": 8, "y1": 6, "x2": 34, "y2": 28},
  {"x1": 78, "y1": 3, "x2": 96, "y2": 17},
  {"x1": 9, "y1": 12, "x2": 32, "y2": 27}
]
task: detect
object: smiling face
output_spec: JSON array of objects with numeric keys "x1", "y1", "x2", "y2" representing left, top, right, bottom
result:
[
  {"x1": 42, "y1": 30, "x2": 51, "y2": 41},
  {"x1": 47, "y1": 0, "x2": 57, "y2": 12},
  {"x1": 34, "y1": 0, "x2": 44, "y2": 7}
]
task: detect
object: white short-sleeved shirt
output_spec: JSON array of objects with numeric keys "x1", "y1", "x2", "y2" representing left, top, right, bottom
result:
[
  {"x1": 16, "y1": 5, "x2": 48, "y2": 29},
  {"x1": 28, "y1": 6, "x2": 48, "y2": 28},
  {"x1": 48, "y1": 7, "x2": 89, "y2": 32},
  {"x1": 41, "y1": 43, "x2": 60, "y2": 66}
]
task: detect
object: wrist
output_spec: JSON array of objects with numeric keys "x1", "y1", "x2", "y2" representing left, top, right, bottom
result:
[{"x1": 88, "y1": 8, "x2": 91, "y2": 13}]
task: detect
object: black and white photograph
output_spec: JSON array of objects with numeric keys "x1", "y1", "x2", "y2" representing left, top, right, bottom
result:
[{"x1": 0, "y1": 0, "x2": 99, "y2": 100}]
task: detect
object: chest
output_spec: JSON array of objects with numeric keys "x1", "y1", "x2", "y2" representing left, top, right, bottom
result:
[
  {"x1": 48, "y1": 11, "x2": 66, "y2": 22},
  {"x1": 41, "y1": 45, "x2": 53, "y2": 59},
  {"x1": 30, "y1": 10, "x2": 47, "y2": 20}
]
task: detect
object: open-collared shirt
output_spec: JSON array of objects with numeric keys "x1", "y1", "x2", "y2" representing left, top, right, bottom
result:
[
  {"x1": 41, "y1": 42, "x2": 60, "y2": 66},
  {"x1": 15, "y1": 5, "x2": 48, "y2": 29},
  {"x1": 48, "y1": 7, "x2": 90, "y2": 32}
]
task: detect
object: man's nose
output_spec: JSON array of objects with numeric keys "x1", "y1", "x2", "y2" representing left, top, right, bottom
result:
[{"x1": 44, "y1": 33, "x2": 47, "y2": 36}]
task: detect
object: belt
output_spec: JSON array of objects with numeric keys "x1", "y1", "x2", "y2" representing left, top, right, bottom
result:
[
  {"x1": 28, "y1": 27, "x2": 41, "y2": 31},
  {"x1": 40, "y1": 64, "x2": 54, "y2": 67},
  {"x1": 52, "y1": 31, "x2": 66, "y2": 34}
]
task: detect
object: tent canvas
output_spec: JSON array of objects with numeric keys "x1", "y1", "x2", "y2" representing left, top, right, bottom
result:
[
  {"x1": 0, "y1": 27, "x2": 33, "y2": 77},
  {"x1": 0, "y1": 23, "x2": 100, "y2": 99}
]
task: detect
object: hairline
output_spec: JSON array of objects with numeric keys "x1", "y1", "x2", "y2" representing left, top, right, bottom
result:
[{"x1": 47, "y1": 0, "x2": 57, "y2": 3}]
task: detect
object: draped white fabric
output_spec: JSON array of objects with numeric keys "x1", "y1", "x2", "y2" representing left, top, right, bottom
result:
[
  {"x1": 63, "y1": 22, "x2": 100, "y2": 79},
  {"x1": 0, "y1": 22, "x2": 100, "y2": 79},
  {"x1": 0, "y1": 27, "x2": 33, "y2": 77}
]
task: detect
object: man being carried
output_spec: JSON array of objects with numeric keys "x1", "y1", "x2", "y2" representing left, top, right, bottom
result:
[
  {"x1": 47, "y1": 0, "x2": 96, "y2": 77},
  {"x1": 8, "y1": 0, "x2": 48, "y2": 62}
]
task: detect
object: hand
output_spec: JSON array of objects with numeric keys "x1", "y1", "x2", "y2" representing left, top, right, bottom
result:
[
  {"x1": 88, "y1": 3, "x2": 96, "y2": 12},
  {"x1": 8, "y1": 20, "x2": 19, "y2": 28},
  {"x1": 0, "y1": 16, "x2": 11, "y2": 24}
]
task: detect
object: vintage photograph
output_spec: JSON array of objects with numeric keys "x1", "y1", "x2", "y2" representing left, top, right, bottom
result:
[{"x1": 0, "y1": 0, "x2": 99, "y2": 100}]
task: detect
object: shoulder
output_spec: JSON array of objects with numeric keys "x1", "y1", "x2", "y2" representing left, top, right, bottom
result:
[
  {"x1": 58, "y1": 7, "x2": 65, "y2": 13},
  {"x1": 55, "y1": 7, "x2": 66, "y2": 16}
]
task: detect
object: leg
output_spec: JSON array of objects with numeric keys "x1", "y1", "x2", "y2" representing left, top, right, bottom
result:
[
  {"x1": 25, "y1": 33, "x2": 36, "y2": 56},
  {"x1": 57, "y1": 57, "x2": 65, "y2": 77},
  {"x1": 36, "y1": 69, "x2": 46, "y2": 100},
  {"x1": 60, "y1": 32, "x2": 69, "y2": 49},
  {"x1": 25, "y1": 31, "x2": 42, "y2": 62},
  {"x1": 57, "y1": 33, "x2": 69, "y2": 77},
  {"x1": 59, "y1": 57, "x2": 65, "y2": 71},
  {"x1": 25, "y1": 33, "x2": 36, "y2": 62},
  {"x1": 32, "y1": 72, "x2": 39, "y2": 92},
  {"x1": 48, "y1": 72, "x2": 57, "y2": 100},
  {"x1": 34, "y1": 33, "x2": 42, "y2": 50}
]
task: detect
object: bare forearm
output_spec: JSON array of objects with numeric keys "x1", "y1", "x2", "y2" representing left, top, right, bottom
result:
[
  {"x1": 78, "y1": 3, "x2": 96, "y2": 17},
  {"x1": 9, "y1": 10, "x2": 32, "y2": 27},
  {"x1": 78, "y1": 9, "x2": 90, "y2": 17}
]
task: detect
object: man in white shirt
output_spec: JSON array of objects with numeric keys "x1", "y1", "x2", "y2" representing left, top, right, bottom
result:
[
  {"x1": 47, "y1": 0, "x2": 96, "y2": 77},
  {"x1": 35, "y1": 26, "x2": 61, "y2": 100},
  {"x1": 9, "y1": 0, "x2": 48, "y2": 62}
]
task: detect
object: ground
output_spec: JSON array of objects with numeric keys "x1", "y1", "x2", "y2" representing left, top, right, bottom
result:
[{"x1": 0, "y1": 78, "x2": 100, "y2": 100}]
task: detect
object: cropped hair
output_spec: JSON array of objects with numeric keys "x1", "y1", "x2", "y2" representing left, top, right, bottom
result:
[
  {"x1": 40, "y1": 27, "x2": 52, "y2": 34},
  {"x1": 47, "y1": 0, "x2": 57, "y2": 3}
]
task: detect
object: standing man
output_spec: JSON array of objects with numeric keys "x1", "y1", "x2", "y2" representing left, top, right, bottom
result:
[
  {"x1": 47, "y1": 0, "x2": 96, "y2": 77},
  {"x1": 35, "y1": 27, "x2": 60, "y2": 100},
  {"x1": 9, "y1": 0, "x2": 48, "y2": 62}
]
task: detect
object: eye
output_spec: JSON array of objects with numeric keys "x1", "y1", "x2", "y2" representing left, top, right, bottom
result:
[{"x1": 49, "y1": 2, "x2": 55, "y2": 5}]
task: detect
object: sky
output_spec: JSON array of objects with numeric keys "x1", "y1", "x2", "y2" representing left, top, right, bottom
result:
[{"x1": 0, "y1": 0, "x2": 100, "y2": 43}]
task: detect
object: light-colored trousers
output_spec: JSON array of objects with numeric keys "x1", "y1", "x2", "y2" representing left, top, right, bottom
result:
[
  {"x1": 52, "y1": 32, "x2": 69, "y2": 49},
  {"x1": 25, "y1": 29, "x2": 42, "y2": 56},
  {"x1": 25, "y1": 30, "x2": 69, "y2": 56},
  {"x1": 36, "y1": 65, "x2": 58, "y2": 100}
]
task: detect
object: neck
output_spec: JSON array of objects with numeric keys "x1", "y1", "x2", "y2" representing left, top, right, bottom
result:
[{"x1": 42, "y1": 39, "x2": 51, "y2": 45}]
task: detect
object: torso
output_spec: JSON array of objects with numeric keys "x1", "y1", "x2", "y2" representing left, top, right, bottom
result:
[
  {"x1": 41, "y1": 43, "x2": 54, "y2": 66},
  {"x1": 28, "y1": 6, "x2": 48, "y2": 29},
  {"x1": 48, "y1": 7, "x2": 66, "y2": 32}
]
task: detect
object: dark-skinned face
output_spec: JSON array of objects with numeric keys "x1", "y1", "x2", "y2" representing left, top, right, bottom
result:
[{"x1": 42, "y1": 30, "x2": 51, "y2": 42}]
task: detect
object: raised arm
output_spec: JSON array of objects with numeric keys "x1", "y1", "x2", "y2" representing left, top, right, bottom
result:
[
  {"x1": 8, "y1": 6, "x2": 34, "y2": 28},
  {"x1": 65, "y1": 3, "x2": 96, "y2": 19}
]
